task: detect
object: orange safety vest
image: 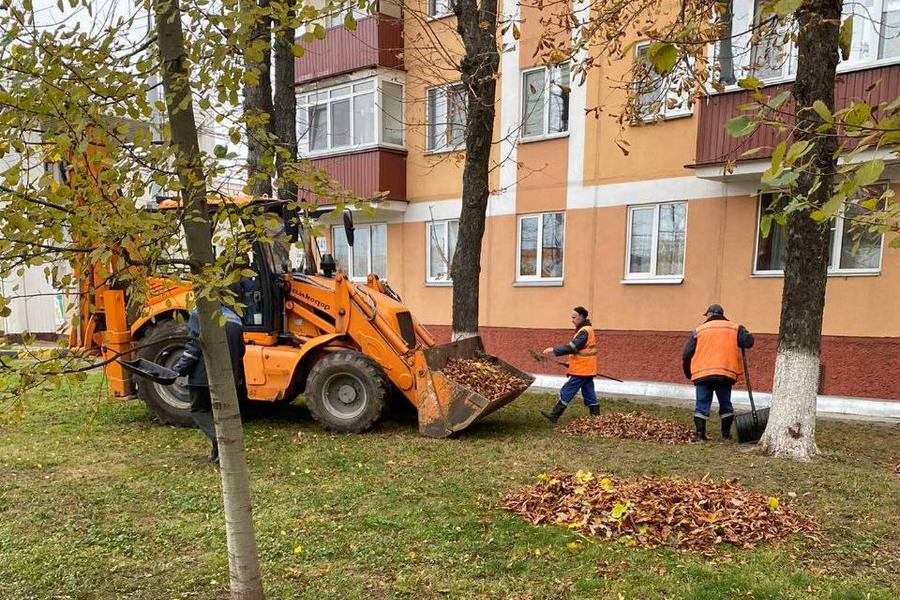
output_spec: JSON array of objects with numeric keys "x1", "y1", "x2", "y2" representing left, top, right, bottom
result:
[
  {"x1": 690, "y1": 319, "x2": 743, "y2": 383},
  {"x1": 567, "y1": 326, "x2": 598, "y2": 376}
]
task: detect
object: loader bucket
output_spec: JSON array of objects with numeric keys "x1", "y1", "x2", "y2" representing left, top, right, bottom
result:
[{"x1": 413, "y1": 336, "x2": 535, "y2": 438}]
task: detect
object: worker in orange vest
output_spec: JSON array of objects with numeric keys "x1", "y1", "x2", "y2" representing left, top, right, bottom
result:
[
  {"x1": 540, "y1": 306, "x2": 599, "y2": 423},
  {"x1": 682, "y1": 304, "x2": 754, "y2": 442}
]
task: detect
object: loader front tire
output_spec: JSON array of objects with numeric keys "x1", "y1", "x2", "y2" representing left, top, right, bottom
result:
[
  {"x1": 135, "y1": 319, "x2": 194, "y2": 427},
  {"x1": 306, "y1": 351, "x2": 388, "y2": 433}
]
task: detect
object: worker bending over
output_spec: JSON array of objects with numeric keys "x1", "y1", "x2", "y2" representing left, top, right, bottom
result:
[
  {"x1": 541, "y1": 306, "x2": 599, "y2": 423},
  {"x1": 682, "y1": 304, "x2": 754, "y2": 442}
]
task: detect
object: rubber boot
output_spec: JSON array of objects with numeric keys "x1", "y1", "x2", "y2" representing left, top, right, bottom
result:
[
  {"x1": 588, "y1": 404, "x2": 600, "y2": 416},
  {"x1": 692, "y1": 416, "x2": 708, "y2": 442},
  {"x1": 207, "y1": 441, "x2": 220, "y2": 465},
  {"x1": 541, "y1": 402, "x2": 567, "y2": 423},
  {"x1": 721, "y1": 415, "x2": 734, "y2": 440}
]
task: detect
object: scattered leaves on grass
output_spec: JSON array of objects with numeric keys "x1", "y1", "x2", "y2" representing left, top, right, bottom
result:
[
  {"x1": 503, "y1": 471, "x2": 817, "y2": 553},
  {"x1": 559, "y1": 412, "x2": 694, "y2": 444},
  {"x1": 441, "y1": 358, "x2": 531, "y2": 402}
]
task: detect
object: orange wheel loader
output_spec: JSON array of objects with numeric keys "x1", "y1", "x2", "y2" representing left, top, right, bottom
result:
[{"x1": 70, "y1": 206, "x2": 533, "y2": 438}]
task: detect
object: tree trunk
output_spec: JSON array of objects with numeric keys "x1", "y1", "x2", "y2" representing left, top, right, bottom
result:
[
  {"x1": 450, "y1": 0, "x2": 499, "y2": 340},
  {"x1": 153, "y1": 1, "x2": 265, "y2": 597},
  {"x1": 273, "y1": 16, "x2": 297, "y2": 207},
  {"x1": 243, "y1": 0, "x2": 274, "y2": 198},
  {"x1": 758, "y1": 0, "x2": 841, "y2": 460}
]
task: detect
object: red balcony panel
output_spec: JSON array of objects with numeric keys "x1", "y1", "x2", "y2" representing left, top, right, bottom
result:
[
  {"x1": 305, "y1": 149, "x2": 407, "y2": 204},
  {"x1": 695, "y1": 64, "x2": 900, "y2": 166},
  {"x1": 295, "y1": 16, "x2": 404, "y2": 84}
]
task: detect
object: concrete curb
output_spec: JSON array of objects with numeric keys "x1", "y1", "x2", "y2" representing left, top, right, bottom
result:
[{"x1": 529, "y1": 374, "x2": 900, "y2": 423}]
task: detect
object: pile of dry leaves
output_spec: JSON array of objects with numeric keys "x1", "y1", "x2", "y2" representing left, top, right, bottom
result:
[
  {"x1": 441, "y1": 358, "x2": 531, "y2": 402},
  {"x1": 503, "y1": 471, "x2": 817, "y2": 552},
  {"x1": 559, "y1": 412, "x2": 694, "y2": 444}
]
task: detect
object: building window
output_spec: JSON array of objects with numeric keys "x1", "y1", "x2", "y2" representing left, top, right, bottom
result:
[
  {"x1": 634, "y1": 42, "x2": 692, "y2": 121},
  {"x1": 754, "y1": 191, "x2": 885, "y2": 274},
  {"x1": 517, "y1": 212, "x2": 565, "y2": 281},
  {"x1": 297, "y1": 76, "x2": 404, "y2": 155},
  {"x1": 426, "y1": 219, "x2": 459, "y2": 282},
  {"x1": 426, "y1": 83, "x2": 467, "y2": 152},
  {"x1": 625, "y1": 203, "x2": 687, "y2": 280},
  {"x1": 332, "y1": 223, "x2": 388, "y2": 280},
  {"x1": 714, "y1": 0, "x2": 900, "y2": 87},
  {"x1": 521, "y1": 63, "x2": 570, "y2": 140},
  {"x1": 427, "y1": 0, "x2": 454, "y2": 19},
  {"x1": 326, "y1": 5, "x2": 369, "y2": 29}
]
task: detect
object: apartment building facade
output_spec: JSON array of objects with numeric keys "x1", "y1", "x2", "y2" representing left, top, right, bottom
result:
[{"x1": 295, "y1": 0, "x2": 900, "y2": 409}]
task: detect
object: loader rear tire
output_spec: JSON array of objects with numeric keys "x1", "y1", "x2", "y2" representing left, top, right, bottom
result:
[
  {"x1": 306, "y1": 351, "x2": 388, "y2": 433},
  {"x1": 135, "y1": 319, "x2": 194, "y2": 427}
]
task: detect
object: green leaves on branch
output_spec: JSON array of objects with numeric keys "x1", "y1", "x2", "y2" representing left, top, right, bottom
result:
[
  {"x1": 770, "y1": 0, "x2": 802, "y2": 16},
  {"x1": 646, "y1": 42, "x2": 677, "y2": 75},
  {"x1": 840, "y1": 15, "x2": 853, "y2": 61},
  {"x1": 725, "y1": 115, "x2": 757, "y2": 137}
]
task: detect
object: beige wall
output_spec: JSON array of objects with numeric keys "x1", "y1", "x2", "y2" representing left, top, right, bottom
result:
[
  {"x1": 390, "y1": 195, "x2": 900, "y2": 338},
  {"x1": 383, "y1": 0, "x2": 900, "y2": 341}
]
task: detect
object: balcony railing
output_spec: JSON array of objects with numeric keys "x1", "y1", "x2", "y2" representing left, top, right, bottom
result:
[
  {"x1": 305, "y1": 148, "x2": 407, "y2": 204},
  {"x1": 695, "y1": 64, "x2": 900, "y2": 166},
  {"x1": 294, "y1": 16, "x2": 404, "y2": 84}
]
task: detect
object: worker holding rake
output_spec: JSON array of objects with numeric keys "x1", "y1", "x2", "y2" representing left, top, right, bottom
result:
[
  {"x1": 682, "y1": 304, "x2": 755, "y2": 442},
  {"x1": 540, "y1": 306, "x2": 599, "y2": 423}
]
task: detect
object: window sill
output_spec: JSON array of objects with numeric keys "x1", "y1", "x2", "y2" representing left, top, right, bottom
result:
[
  {"x1": 305, "y1": 143, "x2": 407, "y2": 160},
  {"x1": 519, "y1": 132, "x2": 570, "y2": 145},
  {"x1": 634, "y1": 110, "x2": 693, "y2": 125},
  {"x1": 425, "y1": 280, "x2": 453, "y2": 287},
  {"x1": 752, "y1": 270, "x2": 881, "y2": 278},
  {"x1": 426, "y1": 12, "x2": 455, "y2": 22},
  {"x1": 424, "y1": 146, "x2": 464, "y2": 156},
  {"x1": 513, "y1": 279, "x2": 564, "y2": 287},
  {"x1": 620, "y1": 276, "x2": 684, "y2": 285}
]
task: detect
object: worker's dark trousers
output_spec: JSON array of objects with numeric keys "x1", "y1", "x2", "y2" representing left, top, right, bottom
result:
[
  {"x1": 559, "y1": 375, "x2": 598, "y2": 407},
  {"x1": 189, "y1": 386, "x2": 217, "y2": 447},
  {"x1": 693, "y1": 380, "x2": 734, "y2": 420}
]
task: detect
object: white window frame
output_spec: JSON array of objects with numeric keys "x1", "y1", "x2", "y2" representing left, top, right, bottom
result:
[
  {"x1": 425, "y1": 83, "x2": 467, "y2": 153},
  {"x1": 425, "y1": 219, "x2": 459, "y2": 284},
  {"x1": 752, "y1": 194, "x2": 885, "y2": 276},
  {"x1": 326, "y1": 4, "x2": 370, "y2": 29},
  {"x1": 296, "y1": 73, "x2": 405, "y2": 157},
  {"x1": 520, "y1": 63, "x2": 571, "y2": 141},
  {"x1": 634, "y1": 42, "x2": 693, "y2": 122},
  {"x1": 515, "y1": 212, "x2": 566, "y2": 284},
  {"x1": 710, "y1": 0, "x2": 900, "y2": 91},
  {"x1": 427, "y1": 0, "x2": 454, "y2": 19},
  {"x1": 623, "y1": 202, "x2": 688, "y2": 283},
  {"x1": 332, "y1": 223, "x2": 388, "y2": 281}
]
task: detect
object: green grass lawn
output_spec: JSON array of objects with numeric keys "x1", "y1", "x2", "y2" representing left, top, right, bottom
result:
[{"x1": 1, "y1": 376, "x2": 898, "y2": 600}]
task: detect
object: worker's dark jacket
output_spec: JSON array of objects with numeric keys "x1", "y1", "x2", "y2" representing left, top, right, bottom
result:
[
  {"x1": 682, "y1": 315, "x2": 754, "y2": 384},
  {"x1": 553, "y1": 319, "x2": 592, "y2": 356},
  {"x1": 173, "y1": 307, "x2": 245, "y2": 388}
]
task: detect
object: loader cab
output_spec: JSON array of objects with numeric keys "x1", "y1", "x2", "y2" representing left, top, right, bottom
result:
[{"x1": 213, "y1": 207, "x2": 293, "y2": 340}]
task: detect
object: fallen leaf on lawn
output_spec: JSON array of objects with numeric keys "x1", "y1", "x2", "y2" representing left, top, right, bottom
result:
[{"x1": 559, "y1": 412, "x2": 694, "y2": 444}]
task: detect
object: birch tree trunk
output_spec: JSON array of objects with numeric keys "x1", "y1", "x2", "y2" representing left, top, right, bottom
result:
[
  {"x1": 759, "y1": 0, "x2": 841, "y2": 460},
  {"x1": 153, "y1": 0, "x2": 265, "y2": 596},
  {"x1": 450, "y1": 0, "x2": 499, "y2": 340}
]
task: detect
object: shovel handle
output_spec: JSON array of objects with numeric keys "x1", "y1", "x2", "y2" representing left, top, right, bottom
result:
[{"x1": 740, "y1": 347, "x2": 758, "y2": 426}]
